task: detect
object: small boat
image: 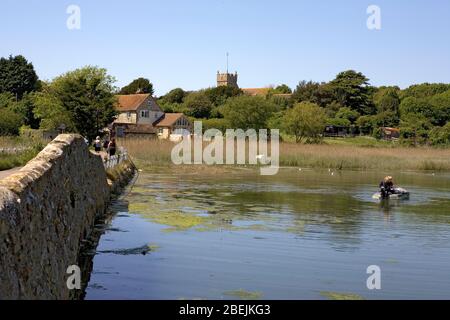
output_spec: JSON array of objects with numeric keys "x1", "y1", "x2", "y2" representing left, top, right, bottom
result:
[{"x1": 372, "y1": 187, "x2": 410, "y2": 200}]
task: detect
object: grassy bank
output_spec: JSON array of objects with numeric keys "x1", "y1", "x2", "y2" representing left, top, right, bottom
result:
[
  {"x1": 0, "y1": 136, "x2": 45, "y2": 171},
  {"x1": 119, "y1": 137, "x2": 450, "y2": 172},
  {"x1": 279, "y1": 143, "x2": 450, "y2": 171}
]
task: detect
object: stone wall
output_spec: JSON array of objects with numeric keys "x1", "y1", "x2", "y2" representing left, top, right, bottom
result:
[{"x1": 0, "y1": 134, "x2": 133, "y2": 300}]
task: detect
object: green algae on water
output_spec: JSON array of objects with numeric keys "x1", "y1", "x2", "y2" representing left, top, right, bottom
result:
[
  {"x1": 98, "y1": 243, "x2": 159, "y2": 256},
  {"x1": 223, "y1": 289, "x2": 262, "y2": 300},
  {"x1": 320, "y1": 291, "x2": 364, "y2": 300},
  {"x1": 383, "y1": 258, "x2": 399, "y2": 264},
  {"x1": 153, "y1": 212, "x2": 207, "y2": 231},
  {"x1": 129, "y1": 202, "x2": 207, "y2": 231}
]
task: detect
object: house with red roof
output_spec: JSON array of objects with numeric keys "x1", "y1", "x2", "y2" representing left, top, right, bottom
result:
[
  {"x1": 155, "y1": 113, "x2": 192, "y2": 140},
  {"x1": 112, "y1": 93, "x2": 191, "y2": 139}
]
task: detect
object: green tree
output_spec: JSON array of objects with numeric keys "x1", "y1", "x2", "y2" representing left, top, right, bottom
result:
[
  {"x1": 399, "y1": 114, "x2": 432, "y2": 146},
  {"x1": 269, "y1": 84, "x2": 292, "y2": 95},
  {"x1": 399, "y1": 96, "x2": 444, "y2": 126},
  {"x1": 34, "y1": 66, "x2": 117, "y2": 140},
  {"x1": 204, "y1": 86, "x2": 243, "y2": 106},
  {"x1": 222, "y1": 95, "x2": 277, "y2": 131},
  {"x1": 267, "y1": 111, "x2": 285, "y2": 131},
  {"x1": 163, "y1": 88, "x2": 186, "y2": 104},
  {"x1": 323, "y1": 101, "x2": 343, "y2": 118},
  {"x1": 335, "y1": 107, "x2": 360, "y2": 124},
  {"x1": 11, "y1": 92, "x2": 40, "y2": 129},
  {"x1": 401, "y1": 83, "x2": 450, "y2": 99},
  {"x1": 327, "y1": 117, "x2": 351, "y2": 127},
  {"x1": 373, "y1": 87, "x2": 400, "y2": 114},
  {"x1": 429, "y1": 122, "x2": 450, "y2": 146},
  {"x1": 356, "y1": 115, "x2": 376, "y2": 135},
  {"x1": 210, "y1": 105, "x2": 225, "y2": 119},
  {"x1": 292, "y1": 81, "x2": 334, "y2": 108},
  {"x1": 183, "y1": 91, "x2": 213, "y2": 119},
  {"x1": 268, "y1": 95, "x2": 293, "y2": 110},
  {"x1": 429, "y1": 89, "x2": 450, "y2": 126},
  {"x1": 283, "y1": 102, "x2": 327, "y2": 143},
  {"x1": 400, "y1": 96, "x2": 428, "y2": 115},
  {"x1": 0, "y1": 92, "x2": 40, "y2": 130},
  {"x1": 0, "y1": 55, "x2": 39, "y2": 99},
  {"x1": 202, "y1": 118, "x2": 231, "y2": 133},
  {"x1": 329, "y1": 70, "x2": 375, "y2": 115},
  {"x1": 0, "y1": 92, "x2": 15, "y2": 109},
  {"x1": 373, "y1": 110, "x2": 400, "y2": 128},
  {"x1": 0, "y1": 108, "x2": 23, "y2": 135},
  {"x1": 33, "y1": 88, "x2": 75, "y2": 132},
  {"x1": 120, "y1": 77, "x2": 154, "y2": 95}
]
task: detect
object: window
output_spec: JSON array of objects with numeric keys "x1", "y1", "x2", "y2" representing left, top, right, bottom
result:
[
  {"x1": 158, "y1": 128, "x2": 163, "y2": 134},
  {"x1": 126, "y1": 112, "x2": 131, "y2": 118},
  {"x1": 140, "y1": 110, "x2": 149, "y2": 118}
]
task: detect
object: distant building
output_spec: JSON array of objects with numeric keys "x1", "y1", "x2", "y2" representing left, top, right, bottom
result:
[
  {"x1": 113, "y1": 93, "x2": 164, "y2": 137},
  {"x1": 241, "y1": 88, "x2": 292, "y2": 99},
  {"x1": 155, "y1": 113, "x2": 192, "y2": 140},
  {"x1": 324, "y1": 125, "x2": 351, "y2": 137},
  {"x1": 241, "y1": 88, "x2": 270, "y2": 96},
  {"x1": 380, "y1": 127, "x2": 400, "y2": 140},
  {"x1": 216, "y1": 71, "x2": 292, "y2": 98},
  {"x1": 113, "y1": 94, "x2": 192, "y2": 139},
  {"x1": 217, "y1": 71, "x2": 239, "y2": 88}
]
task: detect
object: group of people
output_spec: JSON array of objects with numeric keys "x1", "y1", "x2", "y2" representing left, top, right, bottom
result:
[{"x1": 93, "y1": 136, "x2": 117, "y2": 157}]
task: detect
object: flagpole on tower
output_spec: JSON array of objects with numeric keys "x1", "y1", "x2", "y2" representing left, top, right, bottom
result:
[{"x1": 226, "y1": 52, "x2": 229, "y2": 73}]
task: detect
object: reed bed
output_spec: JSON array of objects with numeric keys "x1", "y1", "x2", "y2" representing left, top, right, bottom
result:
[
  {"x1": 279, "y1": 142, "x2": 450, "y2": 171},
  {"x1": 119, "y1": 137, "x2": 450, "y2": 172}
]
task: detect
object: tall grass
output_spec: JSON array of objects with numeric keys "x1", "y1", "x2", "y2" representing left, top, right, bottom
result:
[
  {"x1": 118, "y1": 138, "x2": 173, "y2": 166},
  {"x1": 119, "y1": 137, "x2": 450, "y2": 172},
  {"x1": 279, "y1": 142, "x2": 450, "y2": 171},
  {"x1": 0, "y1": 136, "x2": 46, "y2": 171}
]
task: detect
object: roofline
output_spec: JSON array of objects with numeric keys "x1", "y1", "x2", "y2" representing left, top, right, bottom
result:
[
  {"x1": 115, "y1": 93, "x2": 151, "y2": 98},
  {"x1": 115, "y1": 93, "x2": 163, "y2": 112},
  {"x1": 154, "y1": 113, "x2": 186, "y2": 127}
]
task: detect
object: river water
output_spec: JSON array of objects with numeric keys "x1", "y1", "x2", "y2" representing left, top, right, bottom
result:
[{"x1": 85, "y1": 168, "x2": 450, "y2": 300}]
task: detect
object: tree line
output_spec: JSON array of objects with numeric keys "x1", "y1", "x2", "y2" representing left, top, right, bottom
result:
[
  {"x1": 158, "y1": 70, "x2": 450, "y2": 145},
  {"x1": 1, "y1": 55, "x2": 449, "y2": 145},
  {"x1": 0, "y1": 55, "x2": 141, "y2": 140}
]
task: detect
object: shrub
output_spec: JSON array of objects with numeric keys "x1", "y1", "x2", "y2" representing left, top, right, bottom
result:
[
  {"x1": 283, "y1": 102, "x2": 327, "y2": 143},
  {"x1": 222, "y1": 95, "x2": 277, "y2": 131},
  {"x1": 429, "y1": 123, "x2": 450, "y2": 146},
  {"x1": 201, "y1": 118, "x2": 231, "y2": 133},
  {"x1": 0, "y1": 108, "x2": 23, "y2": 135},
  {"x1": 183, "y1": 91, "x2": 213, "y2": 119}
]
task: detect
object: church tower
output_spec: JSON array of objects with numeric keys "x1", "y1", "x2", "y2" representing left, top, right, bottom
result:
[
  {"x1": 217, "y1": 71, "x2": 238, "y2": 88},
  {"x1": 216, "y1": 52, "x2": 239, "y2": 88}
]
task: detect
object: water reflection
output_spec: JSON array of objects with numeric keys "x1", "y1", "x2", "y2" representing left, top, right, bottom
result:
[{"x1": 85, "y1": 168, "x2": 450, "y2": 300}]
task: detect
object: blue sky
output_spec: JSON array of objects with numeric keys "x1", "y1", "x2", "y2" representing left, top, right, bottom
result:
[{"x1": 1, "y1": 0, "x2": 449, "y2": 95}]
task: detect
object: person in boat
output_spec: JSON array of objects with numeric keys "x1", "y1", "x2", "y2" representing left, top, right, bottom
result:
[{"x1": 379, "y1": 176, "x2": 395, "y2": 198}]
